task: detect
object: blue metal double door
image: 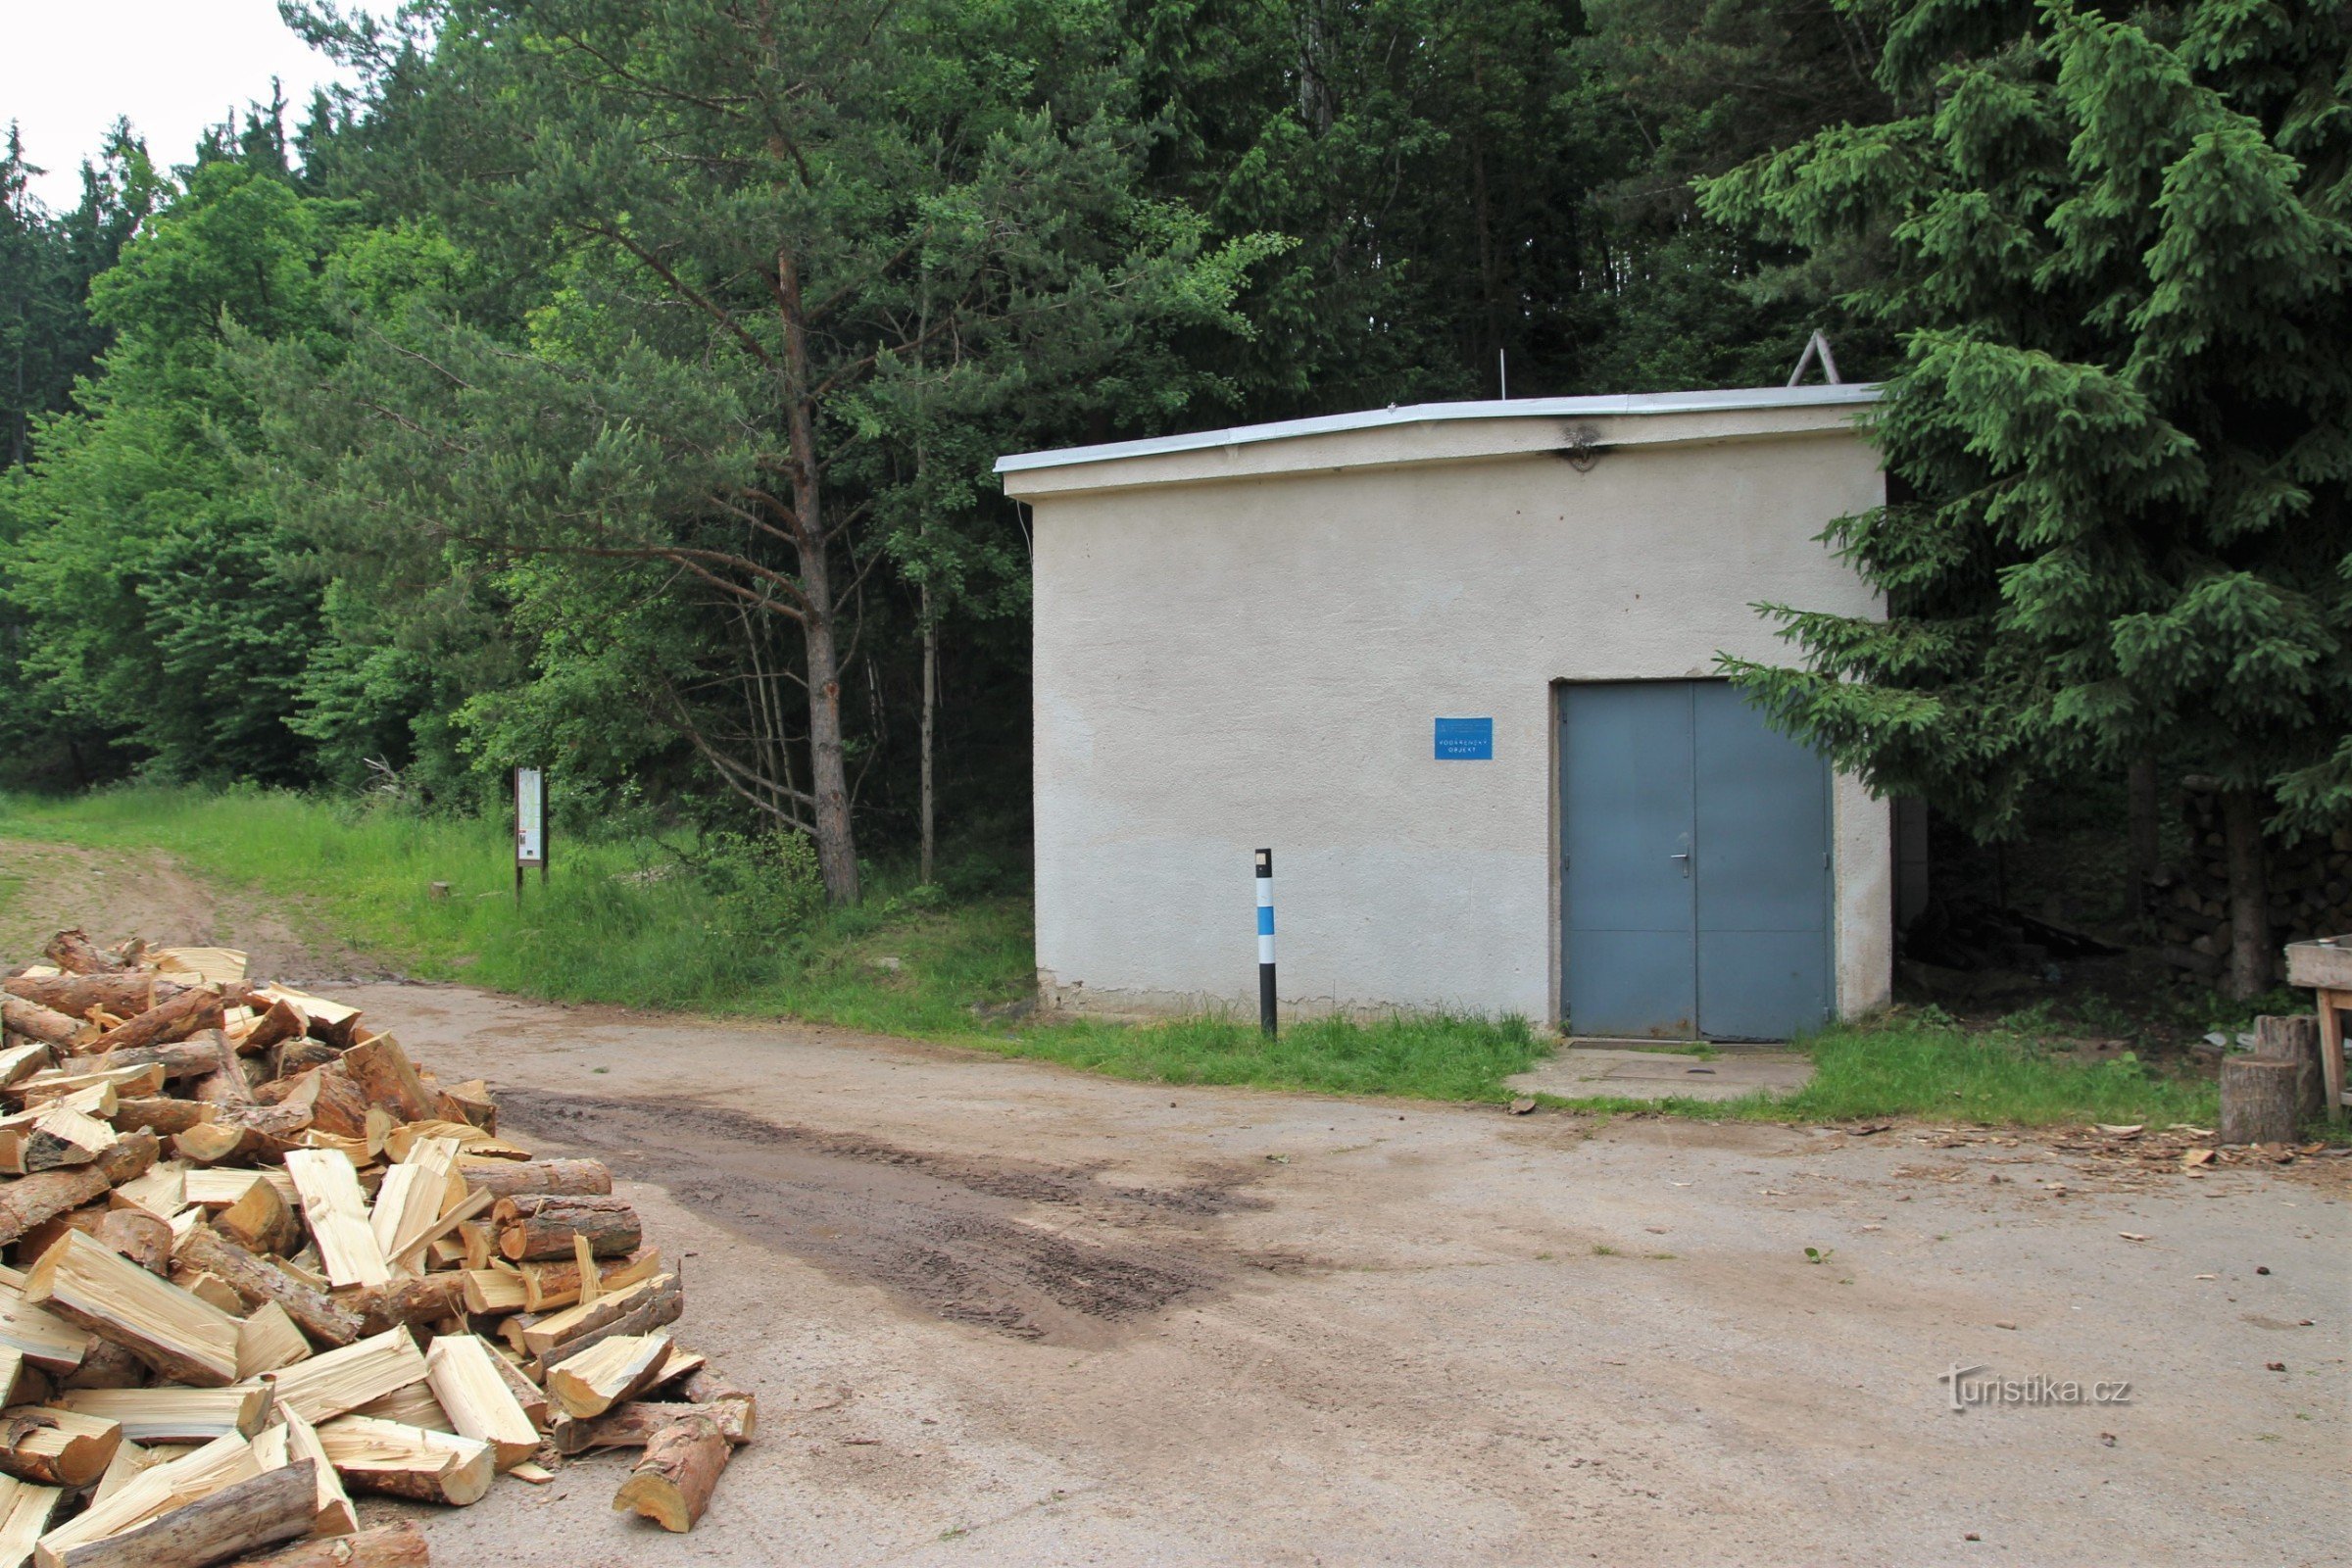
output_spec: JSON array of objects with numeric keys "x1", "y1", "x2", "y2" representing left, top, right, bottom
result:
[{"x1": 1560, "y1": 681, "x2": 1833, "y2": 1041}]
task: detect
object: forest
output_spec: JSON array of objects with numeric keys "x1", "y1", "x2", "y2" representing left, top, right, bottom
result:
[{"x1": 1, "y1": 0, "x2": 2345, "y2": 1001}]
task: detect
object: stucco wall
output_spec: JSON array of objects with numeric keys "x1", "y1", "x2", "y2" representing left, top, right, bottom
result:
[{"x1": 1025, "y1": 417, "x2": 1891, "y2": 1029}]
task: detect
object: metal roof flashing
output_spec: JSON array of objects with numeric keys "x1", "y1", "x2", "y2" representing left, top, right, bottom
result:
[{"x1": 995, "y1": 383, "x2": 1881, "y2": 483}]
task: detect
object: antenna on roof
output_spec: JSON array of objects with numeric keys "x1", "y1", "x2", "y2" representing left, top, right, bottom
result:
[{"x1": 1788, "y1": 330, "x2": 1842, "y2": 387}]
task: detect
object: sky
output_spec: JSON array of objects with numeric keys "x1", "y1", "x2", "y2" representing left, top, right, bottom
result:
[{"x1": 1, "y1": 0, "x2": 396, "y2": 210}]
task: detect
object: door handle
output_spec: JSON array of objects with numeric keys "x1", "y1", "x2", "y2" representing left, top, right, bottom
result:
[{"x1": 1669, "y1": 851, "x2": 1690, "y2": 878}]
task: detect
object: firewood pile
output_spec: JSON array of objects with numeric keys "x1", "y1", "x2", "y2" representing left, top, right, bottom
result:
[{"x1": 0, "y1": 930, "x2": 752, "y2": 1567}]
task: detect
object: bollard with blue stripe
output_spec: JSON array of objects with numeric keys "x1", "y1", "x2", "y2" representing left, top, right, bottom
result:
[{"x1": 1255, "y1": 848, "x2": 1276, "y2": 1037}]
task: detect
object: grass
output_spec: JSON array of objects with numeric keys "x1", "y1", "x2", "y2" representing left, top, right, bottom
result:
[{"x1": 0, "y1": 785, "x2": 2249, "y2": 1125}]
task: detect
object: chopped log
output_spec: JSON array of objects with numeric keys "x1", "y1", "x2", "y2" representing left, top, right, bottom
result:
[
  {"x1": 170, "y1": 1269, "x2": 245, "y2": 1316},
  {"x1": 0, "y1": 1002, "x2": 77, "y2": 1051},
  {"x1": 439, "y1": 1080, "x2": 495, "y2": 1133},
  {"x1": 13, "y1": 1064, "x2": 162, "y2": 1104},
  {"x1": 228, "y1": 1521, "x2": 428, "y2": 1568},
  {"x1": 281, "y1": 1152, "x2": 387, "y2": 1290},
  {"x1": 337, "y1": 1038, "x2": 435, "y2": 1125},
  {"x1": 88, "y1": 990, "x2": 221, "y2": 1056},
  {"x1": 0, "y1": 1045, "x2": 52, "y2": 1090},
  {"x1": 53, "y1": 1340, "x2": 140, "y2": 1392},
  {"x1": 185, "y1": 1030, "x2": 254, "y2": 1109},
  {"x1": 169, "y1": 1229, "x2": 363, "y2": 1349},
  {"x1": 278, "y1": 1071, "x2": 371, "y2": 1144},
  {"x1": 273, "y1": 1406, "x2": 357, "y2": 1538},
  {"x1": 86, "y1": 1040, "x2": 220, "y2": 1080},
  {"x1": 672, "y1": 1366, "x2": 754, "y2": 1409},
  {"x1": 22, "y1": 1232, "x2": 240, "y2": 1387},
  {"x1": 216, "y1": 1181, "x2": 297, "y2": 1258},
  {"x1": 107, "y1": 1099, "x2": 212, "y2": 1139},
  {"x1": 0, "y1": 1168, "x2": 112, "y2": 1249},
  {"x1": 4, "y1": 975, "x2": 152, "y2": 1018},
  {"x1": 171, "y1": 1122, "x2": 251, "y2": 1165},
  {"x1": 335, "y1": 1275, "x2": 466, "y2": 1338},
  {"x1": 90, "y1": 1211, "x2": 170, "y2": 1276},
  {"x1": 382, "y1": 1191, "x2": 489, "y2": 1275},
  {"x1": 107, "y1": 1160, "x2": 186, "y2": 1224},
  {"x1": 0, "y1": 1406, "x2": 120, "y2": 1486},
  {"x1": 2219, "y1": 1055, "x2": 2303, "y2": 1145},
  {"x1": 368, "y1": 1153, "x2": 455, "y2": 1269},
  {"x1": 33, "y1": 1429, "x2": 259, "y2": 1555},
  {"x1": 493, "y1": 1196, "x2": 639, "y2": 1263},
  {"x1": 182, "y1": 1169, "x2": 264, "y2": 1207},
  {"x1": 458, "y1": 1268, "x2": 525, "y2": 1316},
  {"x1": 423, "y1": 1334, "x2": 538, "y2": 1470},
  {"x1": 0, "y1": 1281, "x2": 90, "y2": 1376},
  {"x1": 483, "y1": 1344, "x2": 548, "y2": 1429},
  {"x1": 518, "y1": 1246, "x2": 658, "y2": 1312},
  {"x1": 55, "y1": 1386, "x2": 269, "y2": 1445},
  {"x1": 612, "y1": 1413, "x2": 729, "y2": 1534},
  {"x1": 266, "y1": 1329, "x2": 427, "y2": 1425},
  {"x1": 0, "y1": 1105, "x2": 118, "y2": 1176},
  {"x1": 348, "y1": 1381, "x2": 450, "y2": 1433},
  {"x1": 270, "y1": 1041, "x2": 339, "y2": 1083},
  {"x1": 86, "y1": 1436, "x2": 152, "y2": 1506},
  {"x1": 92, "y1": 1132, "x2": 157, "y2": 1189},
  {"x1": 553, "y1": 1398, "x2": 754, "y2": 1455},
  {"x1": 546, "y1": 1333, "x2": 670, "y2": 1420},
  {"x1": 313, "y1": 1416, "x2": 491, "y2": 1506},
  {"x1": 237, "y1": 1000, "x2": 306, "y2": 1059},
  {"x1": 461, "y1": 1158, "x2": 610, "y2": 1201},
  {"x1": 0, "y1": 1475, "x2": 63, "y2": 1566},
  {"x1": 37, "y1": 1455, "x2": 315, "y2": 1568},
  {"x1": 41, "y1": 932, "x2": 126, "y2": 977},
  {"x1": 232, "y1": 1302, "x2": 310, "y2": 1380},
  {"x1": 248, "y1": 988, "x2": 359, "y2": 1048},
  {"x1": 518, "y1": 1272, "x2": 680, "y2": 1364}
]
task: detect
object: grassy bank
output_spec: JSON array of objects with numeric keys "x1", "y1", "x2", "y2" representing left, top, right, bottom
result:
[{"x1": 0, "y1": 786, "x2": 2233, "y2": 1123}]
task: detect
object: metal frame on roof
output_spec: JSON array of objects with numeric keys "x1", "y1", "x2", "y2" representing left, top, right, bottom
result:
[{"x1": 994, "y1": 383, "x2": 1882, "y2": 475}]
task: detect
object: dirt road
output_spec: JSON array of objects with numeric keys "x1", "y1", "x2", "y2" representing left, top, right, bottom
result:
[{"x1": 342, "y1": 982, "x2": 2345, "y2": 1568}]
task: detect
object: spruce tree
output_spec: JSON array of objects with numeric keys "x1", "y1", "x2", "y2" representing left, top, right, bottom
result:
[{"x1": 1703, "y1": 0, "x2": 2352, "y2": 997}]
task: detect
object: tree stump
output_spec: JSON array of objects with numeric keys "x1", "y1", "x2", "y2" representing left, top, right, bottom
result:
[
  {"x1": 2219, "y1": 1056, "x2": 2302, "y2": 1145},
  {"x1": 2251, "y1": 1014, "x2": 2324, "y2": 1121}
]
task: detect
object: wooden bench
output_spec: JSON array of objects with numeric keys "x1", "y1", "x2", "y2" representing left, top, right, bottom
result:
[{"x1": 2283, "y1": 937, "x2": 2350, "y2": 1120}]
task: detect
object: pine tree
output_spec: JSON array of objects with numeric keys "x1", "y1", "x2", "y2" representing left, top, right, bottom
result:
[{"x1": 1703, "y1": 0, "x2": 2352, "y2": 997}]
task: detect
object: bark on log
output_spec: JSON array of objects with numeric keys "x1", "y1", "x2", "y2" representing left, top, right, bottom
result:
[
  {"x1": 43, "y1": 1456, "x2": 316, "y2": 1568},
  {"x1": 272, "y1": 1041, "x2": 340, "y2": 1082},
  {"x1": 89, "y1": 1040, "x2": 221, "y2": 1079},
  {"x1": 338, "y1": 1037, "x2": 436, "y2": 1124},
  {"x1": 189, "y1": 1031, "x2": 255, "y2": 1108},
  {"x1": 1, "y1": 1000, "x2": 79, "y2": 1049},
  {"x1": 238, "y1": 999, "x2": 307, "y2": 1057},
  {"x1": 43, "y1": 930, "x2": 127, "y2": 976},
  {"x1": 226, "y1": 1521, "x2": 430, "y2": 1568},
  {"x1": 523, "y1": 1274, "x2": 683, "y2": 1372},
  {"x1": 92, "y1": 1132, "x2": 158, "y2": 1187},
  {"x1": 612, "y1": 1414, "x2": 729, "y2": 1533},
  {"x1": 56, "y1": 1339, "x2": 145, "y2": 1392},
  {"x1": 2252, "y1": 1014, "x2": 2326, "y2": 1121},
  {"x1": 11, "y1": 1207, "x2": 111, "y2": 1266},
  {"x1": 336, "y1": 1274, "x2": 468, "y2": 1338},
  {"x1": 89, "y1": 990, "x2": 221, "y2": 1056},
  {"x1": 2219, "y1": 1056, "x2": 2303, "y2": 1146},
  {"x1": 461, "y1": 1159, "x2": 609, "y2": 1201},
  {"x1": 108, "y1": 1099, "x2": 213, "y2": 1137},
  {"x1": 554, "y1": 1397, "x2": 754, "y2": 1454},
  {"x1": 0, "y1": 1167, "x2": 112, "y2": 1248},
  {"x1": 217, "y1": 1179, "x2": 299, "y2": 1257},
  {"x1": 90, "y1": 1211, "x2": 171, "y2": 1276},
  {"x1": 0, "y1": 1405, "x2": 120, "y2": 1486},
  {"x1": 517, "y1": 1246, "x2": 656, "y2": 1312},
  {"x1": 493, "y1": 1196, "x2": 639, "y2": 1262},
  {"x1": 171, "y1": 1227, "x2": 365, "y2": 1348},
  {"x1": 4, "y1": 974, "x2": 154, "y2": 1017},
  {"x1": 675, "y1": 1367, "x2": 755, "y2": 1409}
]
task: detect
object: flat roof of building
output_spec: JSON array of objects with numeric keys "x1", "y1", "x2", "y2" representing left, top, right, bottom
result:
[{"x1": 996, "y1": 382, "x2": 1881, "y2": 475}]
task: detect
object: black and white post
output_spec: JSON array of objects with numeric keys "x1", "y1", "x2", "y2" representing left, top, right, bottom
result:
[{"x1": 1255, "y1": 848, "x2": 1277, "y2": 1037}]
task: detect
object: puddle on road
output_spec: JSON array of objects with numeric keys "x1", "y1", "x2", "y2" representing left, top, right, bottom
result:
[{"x1": 495, "y1": 1088, "x2": 1265, "y2": 1345}]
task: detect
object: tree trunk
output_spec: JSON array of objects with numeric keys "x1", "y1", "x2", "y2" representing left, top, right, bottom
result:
[
  {"x1": 2221, "y1": 789, "x2": 2273, "y2": 1000},
  {"x1": 920, "y1": 580, "x2": 937, "y2": 886},
  {"x1": 2127, "y1": 757, "x2": 2160, "y2": 915}
]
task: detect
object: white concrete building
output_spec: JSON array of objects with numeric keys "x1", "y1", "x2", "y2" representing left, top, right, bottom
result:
[{"x1": 998, "y1": 384, "x2": 1891, "y2": 1040}]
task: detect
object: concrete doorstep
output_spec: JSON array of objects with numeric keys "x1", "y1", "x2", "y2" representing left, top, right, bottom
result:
[{"x1": 1507, "y1": 1043, "x2": 1813, "y2": 1102}]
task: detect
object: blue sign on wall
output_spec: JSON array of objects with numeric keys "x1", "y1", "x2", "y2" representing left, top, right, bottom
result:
[{"x1": 1434, "y1": 716, "x2": 1494, "y2": 760}]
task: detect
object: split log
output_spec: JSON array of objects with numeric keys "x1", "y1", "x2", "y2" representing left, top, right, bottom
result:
[
  {"x1": 460, "y1": 1158, "x2": 609, "y2": 1201},
  {"x1": 53, "y1": 1339, "x2": 141, "y2": 1392},
  {"x1": 90, "y1": 1211, "x2": 171, "y2": 1276},
  {"x1": 674, "y1": 1366, "x2": 755, "y2": 1408},
  {"x1": 22, "y1": 1231, "x2": 241, "y2": 1387},
  {"x1": 86, "y1": 1040, "x2": 220, "y2": 1080},
  {"x1": 267, "y1": 1328, "x2": 428, "y2": 1425},
  {"x1": 42, "y1": 931, "x2": 127, "y2": 976},
  {"x1": 38, "y1": 1455, "x2": 316, "y2": 1568},
  {"x1": 2219, "y1": 1056, "x2": 2303, "y2": 1146},
  {"x1": 278, "y1": 1071, "x2": 372, "y2": 1143},
  {"x1": 89, "y1": 989, "x2": 221, "y2": 1056},
  {"x1": 517, "y1": 1272, "x2": 679, "y2": 1362},
  {"x1": 0, "y1": 1045, "x2": 51, "y2": 1089},
  {"x1": 612, "y1": 1413, "x2": 729, "y2": 1533},
  {"x1": 270, "y1": 1041, "x2": 339, "y2": 1082},
  {"x1": 423, "y1": 1334, "x2": 538, "y2": 1470},
  {"x1": 553, "y1": 1397, "x2": 754, "y2": 1455},
  {"x1": 12, "y1": 1064, "x2": 159, "y2": 1104},
  {"x1": 107, "y1": 1098, "x2": 213, "y2": 1138},
  {"x1": 518, "y1": 1246, "x2": 657, "y2": 1312},
  {"x1": 54, "y1": 1386, "x2": 270, "y2": 1445},
  {"x1": 4, "y1": 974, "x2": 153, "y2": 1017},
  {"x1": 93, "y1": 1131, "x2": 157, "y2": 1188},
  {"x1": 186, "y1": 1031, "x2": 254, "y2": 1109},
  {"x1": 170, "y1": 1228, "x2": 364, "y2": 1348},
  {"x1": 493, "y1": 1195, "x2": 639, "y2": 1262},
  {"x1": 282, "y1": 1152, "x2": 388, "y2": 1290},
  {"x1": 0, "y1": 1105, "x2": 118, "y2": 1176},
  {"x1": 0, "y1": 1280, "x2": 93, "y2": 1375},
  {"x1": 237, "y1": 1000, "x2": 306, "y2": 1058},
  {"x1": 546, "y1": 1333, "x2": 670, "y2": 1420},
  {"x1": 32, "y1": 1428, "x2": 259, "y2": 1556},
  {"x1": 228, "y1": 1521, "x2": 429, "y2": 1568},
  {"x1": 314, "y1": 1416, "x2": 492, "y2": 1505},
  {"x1": 0, "y1": 1475, "x2": 63, "y2": 1566},
  {"x1": 337, "y1": 1037, "x2": 435, "y2": 1125},
  {"x1": 171, "y1": 1270, "x2": 245, "y2": 1316},
  {"x1": 0, "y1": 1001, "x2": 78, "y2": 1050},
  {"x1": 0, "y1": 1167, "x2": 114, "y2": 1248},
  {"x1": 216, "y1": 1180, "x2": 298, "y2": 1257},
  {"x1": 0, "y1": 1405, "x2": 120, "y2": 1486},
  {"x1": 274, "y1": 1406, "x2": 357, "y2": 1538},
  {"x1": 232, "y1": 1301, "x2": 311, "y2": 1379},
  {"x1": 336, "y1": 1275, "x2": 466, "y2": 1338},
  {"x1": 439, "y1": 1080, "x2": 495, "y2": 1133},
  {"x1": 349, "y1": 1381, "x2": 450, "y2": 1433}
]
